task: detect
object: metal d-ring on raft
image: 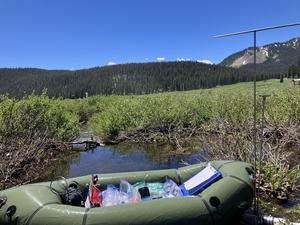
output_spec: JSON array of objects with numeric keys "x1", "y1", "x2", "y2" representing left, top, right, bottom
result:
[{"x1": 0, "y1": 160, "x2": 254, "y2": 225}]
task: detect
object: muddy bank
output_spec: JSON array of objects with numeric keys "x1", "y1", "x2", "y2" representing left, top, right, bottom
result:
[
  {"x1": 0, "y1": 141, "x2": 71, "y2": 190},
  {"x1": 103, "y1": 124, "x2": 208, "y2": 147}
]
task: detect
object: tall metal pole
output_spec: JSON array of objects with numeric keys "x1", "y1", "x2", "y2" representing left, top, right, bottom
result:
[
  {"x1": 258, "y1": 94, "x2": 271, "y2": 223},
  {"x1": 253, "y1": 31, "x2": 258, "y2": 218},
  {"x1": 214, "y1": 22, "x2": 300, "y2": 225}
]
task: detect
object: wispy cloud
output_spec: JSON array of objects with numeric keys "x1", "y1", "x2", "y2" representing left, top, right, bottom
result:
[
  {"x1": 197, "y1": 59, "x2": 213, "y2": 64},
  {"x1": 177, "y1": 58, "x2": 191, "y2": 62},
  {"x1": 156, "y1": 57, "x2": 165, "y2": 61},
  {"x1": 107, "y1": 61, "x2": 117, "y2": 66}
]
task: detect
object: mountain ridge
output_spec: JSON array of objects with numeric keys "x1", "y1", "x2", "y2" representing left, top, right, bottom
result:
[{"x1": 220, "y1": 36, "x2": 300, "y2": 73}]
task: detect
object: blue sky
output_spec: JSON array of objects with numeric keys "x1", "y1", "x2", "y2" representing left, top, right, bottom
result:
[{"x1": 0, "y1": 0, "x2": 300, "y2": 69}]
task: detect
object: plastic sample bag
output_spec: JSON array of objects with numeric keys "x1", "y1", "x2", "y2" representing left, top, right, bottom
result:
[
  {"x1": 119, "y1": 179, "x2": 141, "y2": 204},
  {"x1": 134, "y1": 181, "x2": 164, "y2": 200},
  {"x1": 101, "y1": 184, "x2": 120, "y2": 207},
  {"x1": 162, "y1": 178, "x2": 183, "y2": 198}
]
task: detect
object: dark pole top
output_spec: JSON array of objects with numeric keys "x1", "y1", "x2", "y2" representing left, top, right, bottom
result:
[{"x1": 213, "y1": 22, "x2": 300, "y2": 38}]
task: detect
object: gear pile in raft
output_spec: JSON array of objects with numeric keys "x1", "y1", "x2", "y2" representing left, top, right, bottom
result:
[{"x1": 0, "y1": 160, "x2": 255, "y2": 225}]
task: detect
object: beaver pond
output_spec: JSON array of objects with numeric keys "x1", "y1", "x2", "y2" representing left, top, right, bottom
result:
[{"x1": 46, "y1": 143, "x2": 205, "y2": 179}]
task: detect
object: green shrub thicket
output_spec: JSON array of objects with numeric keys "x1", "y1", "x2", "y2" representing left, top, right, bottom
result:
[
  {"x1": 88, "y1": 80, "x2": 300, "y2": 138},
  {"x1": 0, "y1": 93, "x2": 80, "y2": 143}
]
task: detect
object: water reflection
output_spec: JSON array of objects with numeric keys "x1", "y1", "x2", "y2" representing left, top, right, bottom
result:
[{"x1": 46, "y1": 143, "x2": 205, "y2": 180}]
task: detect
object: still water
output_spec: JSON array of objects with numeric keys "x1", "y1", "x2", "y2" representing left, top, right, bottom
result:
[{"x1": 47, "y1": 143, "x2": 205, "y2": 179}]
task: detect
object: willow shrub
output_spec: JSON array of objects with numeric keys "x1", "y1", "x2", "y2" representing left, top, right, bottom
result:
[
  {"x1": 89, "y1": 93, "x2": 216, "y2": 137},
  {"x1": 0, "y1": 93, "x2": 80, "y2": 142},
  {"x1": 89, "y1": 91, "x2": 252, "y2": 138},
  {"x1": 88, "y1": 81, "x2": 300, "y2": 139},
  {"x1": 266, "y1": 89, "x2": 300, "y2": 126},
  {"x1": 63, "y1": 97, "x2": 101, "y2": 125}
]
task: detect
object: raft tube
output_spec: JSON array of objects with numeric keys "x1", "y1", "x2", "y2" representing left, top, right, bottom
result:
[{"x1": 0, "y1": 160, "x2": 254, "y2": 225}]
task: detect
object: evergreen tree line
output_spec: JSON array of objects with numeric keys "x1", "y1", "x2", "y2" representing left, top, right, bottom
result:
[
  {"x1": 287, "y1": 61, "x2": 300, "y2": 78},
  {"x1": 0, "y1": 62, "x2": 278, "y2": 98}
]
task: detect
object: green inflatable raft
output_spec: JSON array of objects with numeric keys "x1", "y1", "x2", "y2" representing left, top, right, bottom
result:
[{"x1": 0, "y1": 160, "x2": 254, "y2": 225}]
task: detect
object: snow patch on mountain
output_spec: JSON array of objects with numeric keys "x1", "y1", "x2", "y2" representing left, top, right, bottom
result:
[{"x1": 221, "y1": 36, "x2": 300, "y2": 71}]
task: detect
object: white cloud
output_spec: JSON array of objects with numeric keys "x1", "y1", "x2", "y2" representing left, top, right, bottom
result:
[
  {"x1": 197, "y1": 59, "x2": 213, "y2": 64},
  {"x1": 145, "y1": 58, "x2": 149, "y2": 61},
  {"x1": 177, "y1": 58, "x2": 192, "y2": 62},
  {"x1": 156, "y1": 57, "x2": 165, "y2": 61},
  {"x1": 107, "y1": 61, "x2": 117, "y2": 66}
]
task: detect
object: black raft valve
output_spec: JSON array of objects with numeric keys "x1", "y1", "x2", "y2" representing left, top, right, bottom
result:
[
  {"x1": 6, "y1": 205, "x2": 17, "y2": 217},
  {"x1": 209, "y1": 196, "x2": 221, "y2": 208}
]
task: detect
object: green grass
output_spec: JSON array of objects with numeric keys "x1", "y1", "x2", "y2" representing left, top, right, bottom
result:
[{"x1": 287, "y1": 204, "x2": 300, "y2": 219}]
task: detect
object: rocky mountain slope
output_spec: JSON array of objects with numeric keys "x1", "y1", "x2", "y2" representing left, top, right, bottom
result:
[{"x1": 220, "y1": 37, "x2": 300, "y2": 73}]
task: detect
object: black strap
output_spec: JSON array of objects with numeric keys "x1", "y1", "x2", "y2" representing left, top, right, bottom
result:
[
  {"x1": 82, "y1": 208, "x2": 90, "y2": 225},
  {"x1": 0, "y1": 196, "x2": 7, "y2": 208},
  {"x1": 198, "y1": 195, "x2": 215, "y2": 225}
]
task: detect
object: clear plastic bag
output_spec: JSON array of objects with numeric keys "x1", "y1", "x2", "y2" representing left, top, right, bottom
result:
[
  {"x1": 101, "y1": 184, "x2": 120, "y2": 207},
  {"x1": 119, "y1": 179, "x2": 141, "y2": 204},
  {"x1": 163, "y1": 178, "x2": 183, "y2": 198},
  {"x1": 134, "y1": 181, "x2": 164, "y2": 200},
  {"x1": 146, "y1": 182, "x2": 164, "y2": 199}
]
